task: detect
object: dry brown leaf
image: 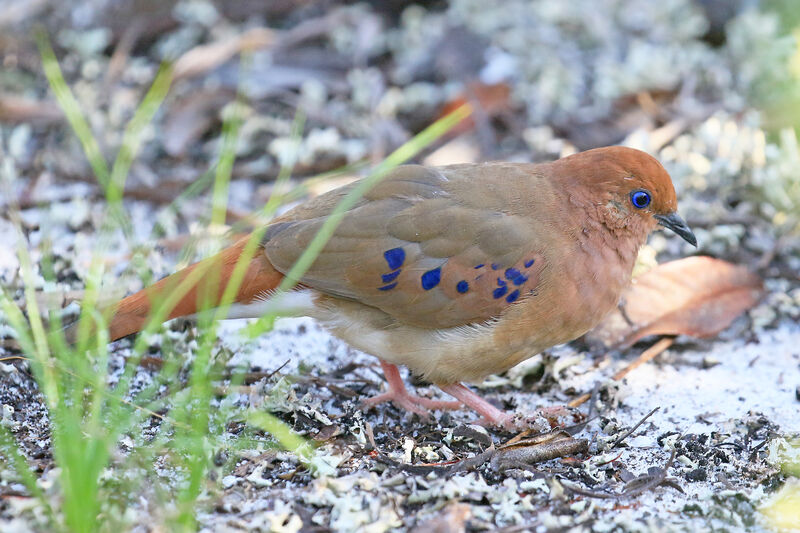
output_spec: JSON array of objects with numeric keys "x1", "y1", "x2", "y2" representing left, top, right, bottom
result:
[
  {"x1": 491, "y1": 432, "x2": 588, "y2": 470},
  {"x1": 438, "y1": 82, "x2": 511, "y2": 135},
  {"x1": 173, "y1": 27, "x2": 276, "y2": 81},
  {"x1": 587, "y1": 256, "x2": 765, "y2": 348}
]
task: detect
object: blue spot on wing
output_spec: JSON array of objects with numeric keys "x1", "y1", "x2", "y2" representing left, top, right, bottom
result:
[
  {"x1": 493, "y1": 286, "x2": 508, "y2": 299},
  {"x1": 384, "y1": 248, "x2": 405, "y2": 270},
  {"x1": 504, "y1": 268, "x2": 528, "y2": 286},
  {"x1": 378, "y1": 282, "x2": 398, "y2": 291},
  {"x1": 496, "y1": 278, "x2": 506, "y2": 287},
  {"x1": 474, "y1": 264, "x2": 484, "y2": 269},
  {"x1": 491, "y1": 263, "x2": 500, "y2": 270},
  {"x1": 524, "y1": 259, "x2": 535, "y2": 268},
  {"x1": 506, "y1": 289, "x2": 520, "y2": 303},
  {"x1": 456, "y1": 280, "x2": 469, "y2": 293},
  {"x1": 421, "y1": 267, "x2": 441, "y2": 290},
  {"x1": 381, "y1": 270, "x2": 401, "y2": 283}
]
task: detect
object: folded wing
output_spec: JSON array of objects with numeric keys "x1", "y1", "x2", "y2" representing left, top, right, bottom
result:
[{"x1": 263, "y1": 165, "x2": 545, "y2": 328}]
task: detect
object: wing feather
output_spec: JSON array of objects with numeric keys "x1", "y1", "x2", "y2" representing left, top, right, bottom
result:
[{"x1": 262, "y1": 164, "x2": 545, "y2": 328}]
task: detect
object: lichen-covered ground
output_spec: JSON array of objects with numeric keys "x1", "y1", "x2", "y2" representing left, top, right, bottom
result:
[{"x1": 1, "y1": 0, "x2": 800, "y2": 531}]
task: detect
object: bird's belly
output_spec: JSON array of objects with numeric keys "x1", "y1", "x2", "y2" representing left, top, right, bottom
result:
[{"x1": 309, "y1": 293, "x2": 526, "y2": 384}]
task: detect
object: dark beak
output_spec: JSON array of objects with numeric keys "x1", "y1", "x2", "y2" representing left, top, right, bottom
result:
[{"x1": 654, "y1": 212, "x2": 697, "y2": 247}]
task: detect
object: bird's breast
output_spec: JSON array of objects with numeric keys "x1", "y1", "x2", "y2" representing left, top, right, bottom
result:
[{"x1": 489, "y1": 223, "x2": 639, "y2": 362}]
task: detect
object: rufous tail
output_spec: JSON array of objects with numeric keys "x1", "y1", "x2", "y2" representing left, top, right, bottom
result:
[{"x1": 67, "y1": 238, "x2": 284, "y2": 343}]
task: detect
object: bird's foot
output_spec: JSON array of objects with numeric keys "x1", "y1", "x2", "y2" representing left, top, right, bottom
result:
[
  {"x1": 408, "y1": 396, "x2": 463, "y2": 411},
  {"x1": 360, "y1": 391, "x2": 460, "y2": 419},
  {"x1": 361, "y1": 360, "x2": 462, "y2": 419},
  {"x1": 438, "y1": 383, "x2": 575, "y2": 432},
  {"x1": 438, "y1": 383, "x2": 516, "y2": 429}
]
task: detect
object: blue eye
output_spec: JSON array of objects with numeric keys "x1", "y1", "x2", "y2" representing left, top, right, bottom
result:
[{"x1": 630, "y1": 190, "x2": 651, "y2": 209}]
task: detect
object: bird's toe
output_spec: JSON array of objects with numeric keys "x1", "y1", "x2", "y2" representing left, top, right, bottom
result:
[{"x1": 360, "y1": 391, "x2": 437, "y2": 420}]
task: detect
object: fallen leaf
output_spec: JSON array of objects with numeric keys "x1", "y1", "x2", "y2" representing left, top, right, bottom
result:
[
  {"x1": 491, "y1": 430, "x2": 588, "y2": 470},
  {"x1": 586, "y1": 256, "x2": 765, "y2": 348},
  {"x1": 438, "y1": 82, "x2": 511, "y2": 135}
]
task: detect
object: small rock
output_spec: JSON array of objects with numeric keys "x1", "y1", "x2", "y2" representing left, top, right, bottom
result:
[
  {"x1": 685, "y1": 468, "x2": 708, "y2": 482},
  {"x1": 452, "y1": 424, "x2": 492, "y2": 447}
]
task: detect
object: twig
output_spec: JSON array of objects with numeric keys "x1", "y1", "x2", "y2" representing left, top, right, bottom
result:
[
  {"x1": 611, "y1": 337, "x2": 675, "y2": 381},
  {"x1": 230, "y1": 359, "x2": 291, "y2": 385},
  {"x1": 569, "y1": 337, "x2": 675, "y2": 408},
  {"x1": 376, "y1": 429, "x2": 588, "y2": 477},
  {"x1": 610, "y1": 407, "x2": 660, "y2": 449},
  {"x1": 562, "y1": 384, "x2": 601, "y2": 435},
  {"x1": 104, "y1": 19, "x2": 145, "y2": 90},
  {"x1": 560, "y1": 447, "x2": 679, "y2": 499}
]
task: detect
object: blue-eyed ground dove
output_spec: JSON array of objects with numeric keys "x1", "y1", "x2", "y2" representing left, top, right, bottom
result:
[{"x1": 89, "y1": 146, "x2": 696, "y2": 429}]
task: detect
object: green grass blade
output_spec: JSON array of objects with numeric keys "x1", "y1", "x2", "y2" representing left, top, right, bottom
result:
[
  {"x1": 105, "y1": 62, "x2": 174, "y2": 234},
  {"x1": 35, "y1": 30, "x2": 110, "y2": 188}
]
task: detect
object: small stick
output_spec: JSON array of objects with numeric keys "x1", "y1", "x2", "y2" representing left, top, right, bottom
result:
[
  {"x1": 610, "y1": 406, "x2": 659, "y2": 449},
  {"x1": 568, "y1": 337, "x2": 675, "y2": 408}
]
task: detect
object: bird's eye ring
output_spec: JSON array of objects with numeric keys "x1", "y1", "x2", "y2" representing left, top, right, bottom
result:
[{"x1": 630, "y1": 190, "x2": 651, "y2": 209}]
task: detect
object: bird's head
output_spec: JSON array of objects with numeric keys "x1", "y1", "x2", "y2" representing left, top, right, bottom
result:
[{"x1": 556, "y1": 146, "x2": 697, "y2": 247}]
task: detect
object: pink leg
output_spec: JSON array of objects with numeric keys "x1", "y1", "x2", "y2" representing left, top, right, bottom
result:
[
  {"x1": 361, "y1": 360, "x2": 462, "y2": 418},
  {"x1": 438, "y1": 383, "x2": 511, "y2": 428},
  {"x1": 439, "y1": 383, "x2": 575, "y2": 431}
]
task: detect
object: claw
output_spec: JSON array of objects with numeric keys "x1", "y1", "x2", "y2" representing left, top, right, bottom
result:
[
  {"x1": 363, "y1": 362, "x2": 571, "y2": 430},
  {"x1": 361, "y1": 391, "x2": 432, "y2": 420},
  {"x1": 438, "y1": 382, "x2": 574, "y2": 432},
  {"x1": 361, "y1": 360, "x2": 462, "y2": 419}
]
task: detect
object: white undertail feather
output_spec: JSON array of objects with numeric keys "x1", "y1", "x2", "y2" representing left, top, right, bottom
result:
[
  {"x1": 187, "y1": 289, "x2": 318, "y2": 322},
  {"x1": 225, "y1": 289, "x2": 318, "y2": 319}
]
